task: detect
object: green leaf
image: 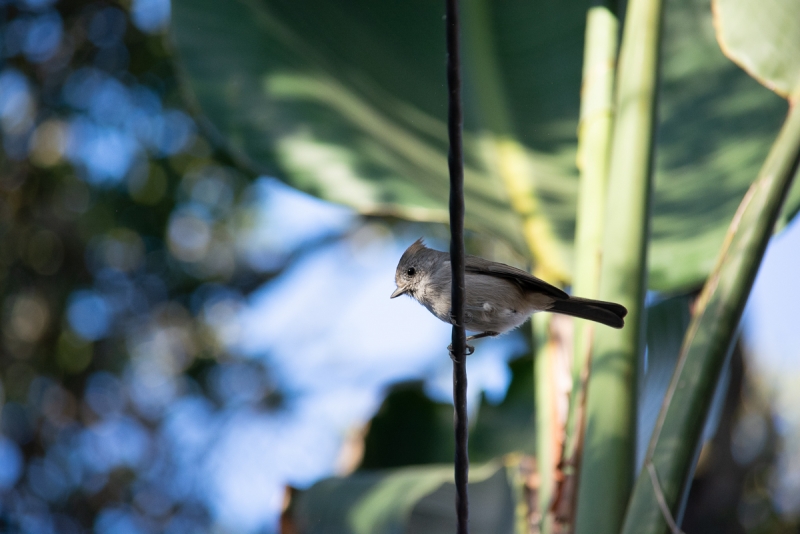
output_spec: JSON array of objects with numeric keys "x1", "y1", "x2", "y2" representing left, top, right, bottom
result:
[
  {"x1": 169, "y1": 0, "x2": 586, "y2": 280},
  {"x1": 288, "y1": 460, "x2": 524, "y2": 534},
  {"x1": 170, "y1": 0, "x2": 797, "y2": 291},
  {"x1": 713, "y1": 0, "x2": 800, "y2": 99},
  {"x1": 712, "y1": 0, "x2": 800, "y2": 231},
  {"x1": 649, "y1": 0, "x2": 790, "y2": 290}
]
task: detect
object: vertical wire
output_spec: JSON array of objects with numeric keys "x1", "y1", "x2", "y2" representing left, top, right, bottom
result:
[{"x1": 445, "y1": 0, "x2": 469, "y2": 531}]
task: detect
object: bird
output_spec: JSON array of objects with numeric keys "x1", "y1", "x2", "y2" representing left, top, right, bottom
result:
[{"x1": 390, "y1": 239, "x2": 627, "y2": 350}]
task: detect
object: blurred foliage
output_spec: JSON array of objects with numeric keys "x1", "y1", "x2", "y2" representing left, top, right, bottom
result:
[
  {"x1": 0, "y1": 0, "x2": 303, "y2": 531},
  {"x1": 713, "y1": 0, "x2": 800, "y2": 99},
  {"x1": 172, "y1": 0, "x2": 797, "y2": 291},
  {"x1": 288, "y1": 459, "x2": 521, "y2": 534},
  {"x1": 358, "y1": 383, "x2": 455, "y2": 469},
  {"x1": 359, "y1": 353, "x2": 535, "y2": 471}
]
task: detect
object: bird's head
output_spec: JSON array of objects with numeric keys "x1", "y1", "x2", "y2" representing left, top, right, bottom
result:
[{"x1": 390, "y1": 238, "x2": 439, "y2": 299}]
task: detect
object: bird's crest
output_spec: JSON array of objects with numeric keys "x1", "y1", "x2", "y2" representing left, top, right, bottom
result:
[
  {"x1": 397, "y1": 238, "x2": 429, "y2": 266},
  {"x1": 406, "y1": 237, "x2": 427, "y2": 255}
]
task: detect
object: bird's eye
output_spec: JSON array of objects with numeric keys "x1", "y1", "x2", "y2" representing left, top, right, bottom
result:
[{"x1": 406, "y1": 267, "x2": 416, "y2": 277}]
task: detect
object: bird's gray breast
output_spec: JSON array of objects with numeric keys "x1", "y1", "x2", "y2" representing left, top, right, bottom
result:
[{"x1": 415, "y1": 269, "x2": 453, "y2": 324}]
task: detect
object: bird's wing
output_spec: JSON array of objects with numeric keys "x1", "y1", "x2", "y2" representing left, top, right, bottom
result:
[{"x1": 464, "y1": 255, "x2": 568, "y2": 299}]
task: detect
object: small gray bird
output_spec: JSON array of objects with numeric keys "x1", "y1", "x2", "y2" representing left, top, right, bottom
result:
[{"x1": 391, "y1": 239, "x2": 627, "y2": 345}]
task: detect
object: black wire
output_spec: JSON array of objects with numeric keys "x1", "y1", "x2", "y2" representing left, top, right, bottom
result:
[{"x1": 445, "y1": 0, "x2": 469, "y2": 531}]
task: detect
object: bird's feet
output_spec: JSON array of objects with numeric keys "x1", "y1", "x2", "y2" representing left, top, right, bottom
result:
[
  {"x1": 447, "y1": 331, "x2": 499, "y2": 360},
  {"x1": 467, "y1": 331, "x2": 499, "y2": 342},
  {"x1": 448, "y1": 343, "x2": 475, "y2": 361}
]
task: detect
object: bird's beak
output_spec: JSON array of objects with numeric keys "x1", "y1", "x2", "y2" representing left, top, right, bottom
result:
[{"x1": 390, "y1": 286, "x2": 408, "y2": 299}]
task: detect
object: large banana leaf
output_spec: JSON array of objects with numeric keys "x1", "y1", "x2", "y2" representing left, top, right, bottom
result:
[
  {"x1": 171, "y1": 0, "x2": 797, "y2": 291},
  {"x1": 620, "y1": 0, "x2": 800, "y2": 530},
  {"x1": 287, "y1": 459, "x2": 524, "y2": 534},
  {"x1": 712, "y1": 0, "x2": 800, "y2": 231},
  {"x1": 714, "y1": 0, "x2": 800, "y2": 99},
  {"x1": 709, "y1": 0, "x2": 800, "y2": 230}
]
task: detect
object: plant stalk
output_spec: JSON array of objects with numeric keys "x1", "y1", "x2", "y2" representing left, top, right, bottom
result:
[
  {"x1": 560, "y1": 7, "x2": 619, "y2": 522},
  {"x1": 573, "y1": 0, "x2": 664, "y2": 530}
]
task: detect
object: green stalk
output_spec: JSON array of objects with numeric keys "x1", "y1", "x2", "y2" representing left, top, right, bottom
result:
[
  {"x1": 620, "y1": 100, "x2": 800, "y2": 534},
  {"x1": 562, "y1": 3, "x2": 619, "y2": 479},
  {"x1": 573, "y1": 0, "x2": 664, "y2": 530},
  {"x1": 532, "y1": 312, "x2": 555, "y2": 533}
]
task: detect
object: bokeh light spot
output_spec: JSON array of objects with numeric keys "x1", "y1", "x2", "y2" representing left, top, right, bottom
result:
[
  {"x1": 151, "y1": 110, "x2": 194, "y2": 156},
  {"x1": 207, "y1": 362, "x2": 267, "y2": 407},
  {"x1": 29, "y1": 119, "x2": 69, "y2": 167},
  {"x1": 80, "y1": 416, "x2": 150, "y2": 473},
  {"x1": 22, "y1": 11, "x2": 62, "y2": 63},
  {"x1": 167, "y1": 209, "x2": 212, "y2": 263},
  {"x1": 85, "y1": 372, "x2": 126, "y2": 418},
  {"x1": 5, "y1": 292, "x2": 50, "y2": 344},
  {"x1": 56, "y1": 330, "x2": 93, "y2": 373},
  {"x1": 0, "y1": 436, "x2": 23, "y2": 489},
  {"x1": 27, "y1": 456, "x2": 70, "y2": 502},
  {"x1": 0, "y1": 69, "x2": 35, "y2": 135},
  {"x1": 94, "y1": 229, "x2": 145, "y2": 273},
  {"x1": 22, "y1": 0, "x2": 58, "y2": 9},
  {"x1": 62, "y1": 67, "x2": 104, "y2": 111},
  {"x1": 94, "y1": 506, "x2": 147, "y2": 534},
  {"x1": 67, "y1": 290, "x2": 111, "y2": 341},
  {"x1": 66, "y1": 118, "x2": 139, "y2": 184},
  {"x1": 88, "y1": 76, "x2": 131, "y2": 127},
  {"x1": 130, "y1": 0, "x2": 171, "y2": 33}
]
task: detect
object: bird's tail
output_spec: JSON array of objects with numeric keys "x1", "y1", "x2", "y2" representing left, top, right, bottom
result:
[{"x1": 548, "y1": 297, "x2": 628, "y2": 329}]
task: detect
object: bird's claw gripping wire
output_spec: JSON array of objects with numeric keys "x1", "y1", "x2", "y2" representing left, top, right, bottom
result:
[{"x1": 448, "y1": 343, "x2": 475, "y2": 361}]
